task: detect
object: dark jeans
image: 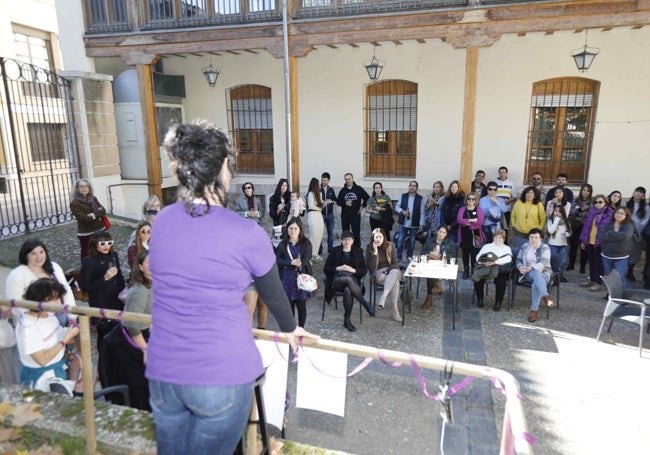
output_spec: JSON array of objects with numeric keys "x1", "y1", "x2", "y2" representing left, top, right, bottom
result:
[
  {"x1": 568, "y1": 224, "x2": 588, "y2": 270},
  {"x1": 341, "y1": 213, "x2": 361, "y2": 247},
  {"x1": 474, "y1": 273, "x2": 509, "y2": 303},
  {"x1": 320, "y1": 213, "x2": 335, "y2": 255},
  {"x1": 586, "y1": 244, "x2": 604, "y2": 284}
]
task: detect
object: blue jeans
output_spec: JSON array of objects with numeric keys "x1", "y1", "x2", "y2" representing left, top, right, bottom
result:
[
  {"x1": 320, "y1": 212, "x2": 335, "y2": 255},
  {"x1": 602, "y1": 255, "x2": 629, "y2": 289},
  {"x1": 549, "y1": 245, "x2": 567, "y2": 274},
  {"x1": 397, "y1": 225, "x2": 418, "y2": 260},
  {"x1": 520, "y1": 269, "x2": 549, "y2": 311},
  {"x1": 149, "y1": 379, "x2": 254, "y2": 455}
]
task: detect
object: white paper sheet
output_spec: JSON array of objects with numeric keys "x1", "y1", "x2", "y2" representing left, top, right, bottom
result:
[
  {"x1": 296, "y1": 347, "x2": 348, "y2": 417},
  {"x1": 255, "y1": 339, "x2": 290, "y2": 430}
]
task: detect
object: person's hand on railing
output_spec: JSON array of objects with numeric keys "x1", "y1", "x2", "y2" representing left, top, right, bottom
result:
[
  {"x1": 285, "y1": 326, "x2": 320, "y2": 353},
  {"x1": 63, "y1": 326, "x2": 80, "y2": 344}
]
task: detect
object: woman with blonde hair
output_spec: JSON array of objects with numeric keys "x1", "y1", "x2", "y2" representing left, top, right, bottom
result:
[
  {"x1": 366, "y1": 228, "x2": 402, "y2": 319},
  {"x1": 69, "y1": 178, "x2": 107, "y2": 261}
]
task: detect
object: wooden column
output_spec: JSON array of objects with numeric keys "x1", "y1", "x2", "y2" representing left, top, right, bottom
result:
[
  {"x1": 289, "y1": 55, "x2": 300, "y2": 191},
  {"x1": 460, "y1": 47, "x2": 478, "y2": 189}
]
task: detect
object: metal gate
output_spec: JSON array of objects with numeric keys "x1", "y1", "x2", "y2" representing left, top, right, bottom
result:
[{"x1": 0, "y1": 57, "x2": 81, "y2": 237}]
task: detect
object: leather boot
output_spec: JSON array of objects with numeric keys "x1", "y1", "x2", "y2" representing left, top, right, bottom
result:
[
  {"x1": 493, "y1": 301, "x2": 502, "y2": 312},
  {"x1": 421, "y1": 294, "x2": 433, "y2": 309},
  {"x1": 360, "y1": 299, "x2": 376, "y2": 317},
  {"x1": 627, "y1": 264, "x2": 637, "y2": 282},
  {"x1": 343, "y1": 318, "x2": 356, "y2": 332},
  {"x1": 462, "y1": 267, "x2": 470, "y2": 280}
]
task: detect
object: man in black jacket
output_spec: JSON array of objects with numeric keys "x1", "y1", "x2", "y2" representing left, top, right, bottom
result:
[{"x1": 337, "y1": 173, "x2": 369, "y2": 247}]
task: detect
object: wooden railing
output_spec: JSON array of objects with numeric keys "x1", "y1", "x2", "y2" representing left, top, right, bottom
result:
[
  {"x1": 2, "y1": 297, "x2": 533, "y2": 454},
  {"x1": 82, "y1": 0, "x2": 482, "y2": 34}
]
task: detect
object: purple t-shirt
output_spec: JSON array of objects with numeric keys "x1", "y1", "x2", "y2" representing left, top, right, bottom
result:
[{"x1": 146, "y1": 202, "x2": 275, "y2": 386}]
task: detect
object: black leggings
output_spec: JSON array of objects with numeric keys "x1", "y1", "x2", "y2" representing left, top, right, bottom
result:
[
  {"x1": 290, "y1": 299, "x2": 307, "y2": 327},
  {"x1": 333, "y1": 276, "x2": 367, "y2": 318}
]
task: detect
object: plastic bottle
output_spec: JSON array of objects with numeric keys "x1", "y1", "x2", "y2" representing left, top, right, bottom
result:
[{"x1": 442, "y1": 251, "x2": 447, "y2": 266}]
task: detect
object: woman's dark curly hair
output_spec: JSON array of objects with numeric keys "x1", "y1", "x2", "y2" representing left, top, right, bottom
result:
[
  {"x1": 18, "y1": 239, "x2": 54, "y2": 275},
  {"x1": 519, "y1": 186, "x2": 541, "y2": 204},
  {"x1": 163, "y1": 120, "x2": 237, "y2": 216}
]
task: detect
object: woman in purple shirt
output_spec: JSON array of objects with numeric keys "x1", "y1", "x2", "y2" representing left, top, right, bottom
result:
[{"x1": 147, "y1": 121, "x2": 317, "y2": 455}]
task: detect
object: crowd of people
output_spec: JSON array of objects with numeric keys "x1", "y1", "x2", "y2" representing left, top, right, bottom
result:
[{"x1": 4, "y1": 117, "x2": 650, "y2": 453}]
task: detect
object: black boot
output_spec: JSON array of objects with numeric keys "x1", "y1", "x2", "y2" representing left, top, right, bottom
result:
[
  {"x1": 462, "y1": 267, "x2": 470, "y2": 280},
  {"x1": 627, "y1": 264, "x2": 637, "y2": 282},
  {"x1": 343, "y1": 318, "x2": 356, "y2": 332},
  {"x1": 360, "y1": 299, "x2": 376, "y2": 317},
  {"x1": 477, "y1": 298, "x2": 484, "y2": 308},
  {"x1": 493, "y1": 301, "x2": 502, "y2": 312}
]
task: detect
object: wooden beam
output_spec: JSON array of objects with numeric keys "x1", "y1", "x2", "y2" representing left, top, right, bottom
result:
[
  {"x1": 460, "y1": 47, "x2": 478, "y2": 191},
  {"x1": 327, "y1": 44, "x2": 338, "y2": 49},
  {"x1": 348, "y1": 43, "x2": 359, "y2": 48},
  {"x1": 393, "y1": 39, "x2": 402, "y2": 45},
  {"x1": 416, "y1": 38, "x2": 426, "y2": 43},
  {"x1": 244, "y1": 49, "x2": 258, "y2": 54},
  {"x1": 136, "y1": 64, "x2": 163, "y2": 202}
]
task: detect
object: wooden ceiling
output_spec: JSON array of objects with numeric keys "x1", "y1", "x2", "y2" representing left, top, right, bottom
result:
[{"x1": 84, "y1": 0, "x2": 650, "y2": 62}]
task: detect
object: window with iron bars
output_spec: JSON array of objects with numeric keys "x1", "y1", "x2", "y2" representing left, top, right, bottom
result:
[
  {"x1": 227, "y1": 85, "x2": 274, "y2": 174},
  {"x1": 364, "y1": 80, "x2": 417, "y2": 178},
  {"x1": 525, "y1": 77, "x2": 600, "y2": 186},
  {"x1": 27, "y1": 123, "x2": 66, "y2": 163}
]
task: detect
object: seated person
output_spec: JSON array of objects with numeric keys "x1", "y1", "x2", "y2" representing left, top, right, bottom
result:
[
  {"x1": 16, "y1": 278, "x2": 79, "y2": 392},
  {"x1": 420, "y1": 225, "x2": 458, "y2": 309},
  {"x1": 324, "y1": 230, "x2": 375, "y2": 331},
  {"x1": 472, "y1": 230, "x2": 512, "y2": 311},
  {"x1": 366, "y1": 228, "x2": 402, "y2": 320},
  {"x1": 516, "y1": 228, "x2": 554, "y2": 323}
]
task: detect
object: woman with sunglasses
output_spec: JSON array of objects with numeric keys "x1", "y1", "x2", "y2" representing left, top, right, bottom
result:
[
  {"x1": 80, "y1": 231, "x2": 126, "y2": 358},
  {"x1": 456, "y1": 192, "x2": 485, "y2": 279},
  {"x1": 127, "y1": 221, "x2": 151, "y2": 272},
  {"x1": 478, "y1": 181, "x2": 508, "y2": 244},
  {"x1": 235, "y1": 182, "x2": 264, "y2": 226},
  {"x1": 579, "y1": 194, "x2": 614, "y2": 291}
]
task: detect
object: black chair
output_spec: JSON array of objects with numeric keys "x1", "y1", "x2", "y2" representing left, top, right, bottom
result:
[
  {"x1": 369, "y1": 271, "x2": 404, "y2": 310},
  {"x1": 511, "y1": 269, "x2": 561, "y2": 319},
  {"x1": 322, "y1": 275, "x2": 365, "y2": 323}
]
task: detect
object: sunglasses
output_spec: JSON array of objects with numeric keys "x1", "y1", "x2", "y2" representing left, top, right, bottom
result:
[
  {"x1": 99, "y1": 240, "x2": 114, "y2": 247},
  {"x1": 243, "y1": 186, "x2": 252, "y2": 190},
  {"x1": 532, "y1": 178, "x2": 542, "y2": 181},
  {"x1": 594, "y1": 200, "x2": 605, "y2": 205},
  {"x1": 467, "y1": 197, "x2": 476, "y2": 201},
  {"x1": 488, "y1": 188, "x2": 497, "y2": 191},
  {"x1": 140, "y1": 229, "x2": 151, "y2": 234}
]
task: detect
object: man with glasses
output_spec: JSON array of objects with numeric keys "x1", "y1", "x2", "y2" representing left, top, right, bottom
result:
[
  {"x1": 529, "y1": 172, "x2": 547, "y2": 195},
  {"x1": 319, "y1": 172, "x2": 337, "y2": 256},
  {"x1": 545, "y1": 173, "x2": 574, "y2": 205},
  {"x1": 479, "y1": 181, "x2": 508, "y2": 243},
  {"x1": 470, "y1": 170, "x2": 488, "y2": 198},
  {"x1": 395, "y1": 181, "x2": 426, "y2": 261},
  {"x1": 336, "y1": 173, "x2": 369, "y2": 247}
]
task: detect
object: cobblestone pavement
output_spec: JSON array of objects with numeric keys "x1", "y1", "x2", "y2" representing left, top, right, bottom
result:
[{"x1": 1, "y1": 218, "x2": 650, "y2": 454}]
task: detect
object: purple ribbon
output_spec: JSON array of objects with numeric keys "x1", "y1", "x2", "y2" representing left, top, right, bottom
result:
[
  {"x1": 408, "y1": 355, "x2": 473, "y2": 401},
  {"x1": 120, "y1": 324, "x2": 146, "y2": 351}
]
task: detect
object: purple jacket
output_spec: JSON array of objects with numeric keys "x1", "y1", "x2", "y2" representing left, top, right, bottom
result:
[
  {"x1": 456, "y1": 206, "x2": 485, "y2": 244},
  {"x1": 579, "y1": 206, "x2": 614, "y2": 246}
]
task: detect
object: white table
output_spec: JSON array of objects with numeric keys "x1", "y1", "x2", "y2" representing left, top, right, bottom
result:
[{"x1": 403, "y1": 261, "x2": 459, "y2": 329}]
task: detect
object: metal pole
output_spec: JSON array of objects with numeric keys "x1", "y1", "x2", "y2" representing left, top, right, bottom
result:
[{"x1": 282, "y1": 0, "x2": 292, "y2": 184}]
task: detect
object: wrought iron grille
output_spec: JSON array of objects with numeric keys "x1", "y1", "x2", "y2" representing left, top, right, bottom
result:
[{"x1": 0, "y1": 57, "x2": 82, "y2": 237}]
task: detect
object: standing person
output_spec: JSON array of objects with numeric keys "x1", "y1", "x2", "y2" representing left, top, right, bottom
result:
[
  {"x1": 600, "y1": 207, "x2": 636, "y2": 289},
  {"x1": 80, "y1": 231, "x2": 126, "y2": 366},
  {"x1": 319, "y1": 172, "x2": 337, "y2": 256},
  {"x1": 105, "y1": 250, "x2": 152, "y2": 411},
  {"x1": 546, "y1": 204, "x2": 572, "y2": 283},
  {"x1": 235, "y1": 182, "x2": 268, "y2": 330},
  {"x1": 530, "y1": 172, "x2": 547, "y2": 196},
  {"x1": 625, "y1": 186, "x2": 649, "y2": 282},
  {"x1": 147, "y1": 121, "x2": 316, "y2": 455},
  {"x1": 608, "y1": 190, "x2": 622, "y2": 210},
  {"x1": 567, "y1": 184, "x2": 593, "y2": 272},
  {"x1": 127, "y1": 221, "x2": 151, "y2": 272},
  {"x1": 69, "y1": 178, "x2": 107, "y2": 261},
  {"x1": 516, "y1": 228, "x2": 554, "y2": 323},
  {"x1": 579, "y1": 195, "x2": 614, "y2": 292},
  {"x1": 366, "y1": 182, "x2": 394, "y2": 240},
  {"x1": 269, "y1": 178, "x2": 291, "y2": 228},
  {"x1": 424, "y1": 181, "x2": 445, "y2": 238},
  {"x1": 324, "y1": 231, "x2": 376, "y2": 331},
  {"x1": 510, "y1": 186, "x2": 546, "y2": 257},
  {"x1": 441, "y1": 180, "x2": 465, "y2": 245},
  {"x1": 469, "y1": 170, "x2": 488, "y2": 198},
  {"x1": 337, "y1": 173, "x2": 370, "y2": 247},
  {"x1": 472, "y1": 230, "x2": 512, "y2": 311},
  {"x1": 306, "y1": 178, "x2": 325, "y2": 261},
  {"x1": 478, "y1": 181, "x2": 507, "y2": 244},
  {"x1": 495, "y1": 166, "x2": 518, "y2": 228},
  {"x1": 420, "y1": 225, "x2": 458, "y2": 308},
  {"x1": 128, "y1": 195, "x2": 160, "y2": 247},
  {"x1": 457, "y1": 193, "x2": 485, "y2": 279},
  {"x1": 366, "y1": 228, "x2": 402, "y2": 317},
  {"x1": 395, "y1": 181, "x2": 426, "y2": 261},
  {"x1": 545, "y1": 187, "x2": 571, "y2": 219},
  {"x1": 545, "y1": 173, "x2": 574, "y2": 205},
  {"x1": 276, "y1": 217, "x2": 314, "y2": 328},
  {"x1": 235, "y1": 182, "x2": 265, "y2": 225}
]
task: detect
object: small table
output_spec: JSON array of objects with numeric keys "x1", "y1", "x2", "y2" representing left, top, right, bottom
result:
[{"x1": 403, "y1": 261, "x2": 459, "y2": 329}]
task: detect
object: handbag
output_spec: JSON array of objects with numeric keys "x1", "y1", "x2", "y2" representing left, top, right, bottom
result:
[
  {"x1": 101, "y1": 215, "x2": 111, "y2": 230},
  {"x1": 286, "y1": 245, "x2": 317, "y2": 292},
  {"x1": 472, "y1": 231, "x2": 484, "y2": 249},
  {"x1": 0, "y1": 318, "x2": 16, "y2": 349}
]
